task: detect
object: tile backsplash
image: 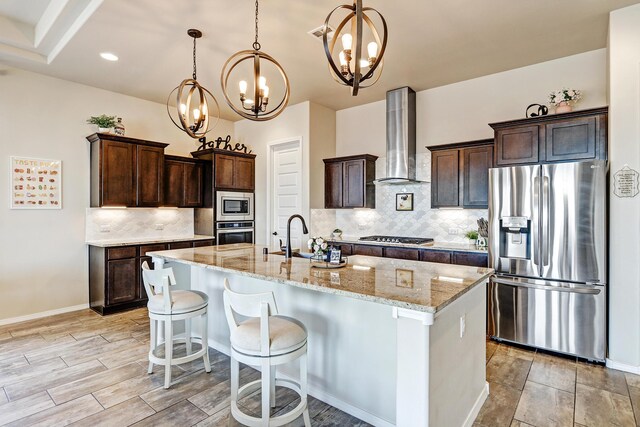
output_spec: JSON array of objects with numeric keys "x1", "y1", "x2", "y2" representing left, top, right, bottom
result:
[
  {"x1": 310, "y1": 151, "x2": 488, "y2": 244},
  {"x1": 86, "y1": 208, "x2": 194, "y2": 242}
]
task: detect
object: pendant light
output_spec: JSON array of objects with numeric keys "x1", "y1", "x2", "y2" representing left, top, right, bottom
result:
[
  {"x1": 167, "y1": 29, "x2": 219, "y2": 138},
  {"x1": 220, "y1": 0, "x2": 290, "y2": 121},
  {"x1": 322, "y1": 0, "x2": 387, "y2": 96}
]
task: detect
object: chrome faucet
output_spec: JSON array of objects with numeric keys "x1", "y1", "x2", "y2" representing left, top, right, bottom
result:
[{"x1": 285, "y1": 214, "x2": 309, "y2": 259}]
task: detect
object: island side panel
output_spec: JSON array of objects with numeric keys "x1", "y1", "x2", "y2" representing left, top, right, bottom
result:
[
  {"x1": 189, "y1": 264, "x2": 397, "y2": 426},
  {"x1": 429, "y1": 281, "x2": 488, "y2": 427}
]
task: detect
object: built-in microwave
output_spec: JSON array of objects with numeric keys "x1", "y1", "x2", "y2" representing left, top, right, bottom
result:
[{"x1": 216, "y1": 191, "x2": 254, "y2": 222}]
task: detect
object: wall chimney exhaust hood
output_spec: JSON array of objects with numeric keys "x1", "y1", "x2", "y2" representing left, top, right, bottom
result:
[{"x1": 375, "y1": 87, "x2": 424, "y2": 184}]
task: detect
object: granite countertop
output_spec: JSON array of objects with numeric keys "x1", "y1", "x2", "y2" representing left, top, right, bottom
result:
[
  {"x1": 327, "y1": 237, "x2": 488, "y2": 254},
  {"x1": 86, "y1": 235, "x2": 215, "y2": 247},
  {"x1": 148, "y1": 243, "x2": 493, "y2": 314}
]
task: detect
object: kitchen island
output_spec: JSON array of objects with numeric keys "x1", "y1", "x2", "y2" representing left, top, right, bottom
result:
[{"x1": 148, "y1": 244, "x2": 492, "y2": 427}]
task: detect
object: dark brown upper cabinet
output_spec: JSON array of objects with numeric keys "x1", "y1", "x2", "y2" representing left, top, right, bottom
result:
[
  {"x1": 428, "y1": 140, "x2": 493, "y2": 209},
  {"x1": 490, "y1": 107, "x2": 607, "y2": 166},
  {"x1": 215, "y1": 153, "x2": 255, "y2": 191},
  {"x1": 87, "y1": 133, "x2": 168, "y2": 207},
  {"x1": 164, "y1": 155, "x2": 204, "y2": 208},
  {"x1": 323, "y1": 154, "x2": 377, "y2": 209}
]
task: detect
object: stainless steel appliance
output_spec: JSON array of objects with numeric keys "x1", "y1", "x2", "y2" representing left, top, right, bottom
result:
[
  {"x1": 216, "y1": 191, "x2": 254, "y2": 222},
  {"x1": 359, "y1": 235, "x2": 434, "y2": 245},
  {"x1": 216, "y1": 221, "x2": 254, "y2": 245},
  {"x1": 488, "y1": 160, "x2": 607, "y2": 361}
]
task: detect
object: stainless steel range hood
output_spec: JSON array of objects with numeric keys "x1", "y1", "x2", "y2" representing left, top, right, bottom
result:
[{"x1": 376, "y1": 87, "x2": 423, "y2": 184}]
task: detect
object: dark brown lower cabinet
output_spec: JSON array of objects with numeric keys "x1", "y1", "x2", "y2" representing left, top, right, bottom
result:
[
  {"x1": 353, "y1": 244, "x2": 384, "y2": 257},
  {"x1": 452, "y1": 252, "x2": 488, "y2": 267},
  {"x1": 384, "y1": 247, "x2": 420, "y2": 261},
  {"x1": 420, "y1": 250, "x2": 452, "y2": 264},
  {"x1": 89, "y1": 239, "x2": 213, "y2": 315}
]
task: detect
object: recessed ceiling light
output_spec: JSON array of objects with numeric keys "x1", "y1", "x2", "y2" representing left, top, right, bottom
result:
[{"x1": 99, "y1": 52, "x2": 118, "y2": 61}]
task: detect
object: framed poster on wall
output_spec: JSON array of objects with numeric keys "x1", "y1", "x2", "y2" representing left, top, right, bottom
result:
[{"x1": 10, "y1": 156, "x2": 62, "y2": 209}]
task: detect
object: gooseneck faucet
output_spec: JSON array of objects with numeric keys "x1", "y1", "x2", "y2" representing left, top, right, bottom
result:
[{"x1": 285, "y1": 214, "x2": 309, "y2": 259}]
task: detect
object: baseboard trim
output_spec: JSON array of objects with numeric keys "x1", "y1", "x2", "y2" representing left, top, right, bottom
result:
[
  {"x1": 606, "y1": 358, "x2": 640, "y2": 374},
  {"x1": 463, "y1": 382, "x2": 490, "y2": 427},
  {"x1": 277, "y1": 370, "x2": 394, "y2": 427},
  {"x1": 0, "y1": 304, "x2": 90, "y2": 326}
]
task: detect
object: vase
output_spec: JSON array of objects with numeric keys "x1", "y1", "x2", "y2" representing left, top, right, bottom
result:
[
  {"x1": 114, "y1": 117, "x2": 125, "y2": 136},
  {"x1": 555, "y1": 101, "x2": 572, "y2": 114},
  {"x1": 332, "y1": 232, "x2": 342, "y2": 239},
  {"x1": 98, "y1": 127, "x2": 111, "y2": 133}
]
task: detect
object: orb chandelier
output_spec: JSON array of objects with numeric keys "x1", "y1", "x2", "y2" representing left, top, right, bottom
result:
[
  {"x1": 167, "y1": 29, "x2": 219, "y2": 138},
  {"x1": 322, "y1": 0, "x2": 387, "y2": 96},
  {"x1": 220, "y1": 0, "x2": 290, "y2": 121}
]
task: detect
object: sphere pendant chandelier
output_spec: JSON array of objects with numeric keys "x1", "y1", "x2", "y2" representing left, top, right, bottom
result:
[
  {"x1": 322, "y1": 0, "x2": 388, "y2": 96},
  {"x1": 167, "y1": 29, "x2": 219, "y2": 139},
  {"x1": 220, "y1": 0, "x2": 290, "y2": 121}
]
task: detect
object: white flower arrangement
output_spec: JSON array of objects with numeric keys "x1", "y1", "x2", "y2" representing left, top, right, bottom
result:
[
  {"x1": 548, "y1": 88, "x2": 582, "y2": 106},
  {"x1": 307, "y1": 236, "x2": 329, "y2": 255}
]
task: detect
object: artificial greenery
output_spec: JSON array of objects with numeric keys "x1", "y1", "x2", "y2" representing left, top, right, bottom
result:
[
  {"x1": 333, "y1": 228, "x2": 342, "y2": 233},
  {"x1": 465, "y1": 230, "x2": 479, "y2": 240},
  {"x1": 86, "y1": 114, "x2": 117, "y2": 128}
]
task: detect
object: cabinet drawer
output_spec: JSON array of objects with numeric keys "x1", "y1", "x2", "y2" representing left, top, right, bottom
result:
[
  {"x1": 193, "y1": 239, "x2": 215, "y2": 247},
  {"x1": 420, "y1": 250, "x2": 452, "y2": 264},
  {"x1": 139, "y1": 243, "x2": 168, "y2": 256},
  {"x1": 384, "y1": 247, "x2": 419, "y2": 261},
  {"x1": 353, "y1": 244, "x2": 383, "y2": 257},
  {"x1": 107, "y1": 246, "x2": 137, "y2": 260},
  {"x1": 334, "y1": 243, "x2": 353, "y2": 256},
  {"x1": 453, "y1": 252, "x2": 488, "y2": 267},
  {"x1": 168, "y1": 241, "x2": 193, "y2": 250}
]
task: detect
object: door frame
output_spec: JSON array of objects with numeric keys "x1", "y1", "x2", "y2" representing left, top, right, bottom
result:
[{"x1": 266, "y1": 137, "x2": 304, "y2": 248}]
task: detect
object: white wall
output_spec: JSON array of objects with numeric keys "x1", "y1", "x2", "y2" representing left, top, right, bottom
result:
[
  {"x1": 607, "y1": 4, "x2": 640, "y2": 370},
  {"x1": 0, "y1": 66, "x2": 233, "y2": 321},
  {"x1": 233, "y1": 101, "x2": 336, "y2": 247},
  {"x1": 336, "y1": 49, "x2": 607, "y2": 157}
]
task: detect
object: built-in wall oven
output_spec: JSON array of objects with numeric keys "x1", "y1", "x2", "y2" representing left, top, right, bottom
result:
[
  {"x1": 216, "y1": 221, "x2": 254, "y2": 245},
  {"x1": 216, "y1": 191, "x2": 253, "y2": 222},
  {"x1": 215, "y1": 191, "x2": 254, "y2": 245}
]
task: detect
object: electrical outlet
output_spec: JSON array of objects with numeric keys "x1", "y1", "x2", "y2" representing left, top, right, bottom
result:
[
  {"x1": 99, "y1": 224, "x2": 110, "y2": 233},
  {"x1": 155, "y1": 223, "x2": 164, "y2": 230},
  {"x1": 459, "y1": 314, "x2": 466, "y2": 338},
  {"x1": 448, "y1": 228, "x2": 459, "y2": 235}
]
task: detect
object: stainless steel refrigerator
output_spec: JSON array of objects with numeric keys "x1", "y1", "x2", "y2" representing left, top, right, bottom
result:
[{"x1": 488, "y1": 160, "x2": 607, "y2": 361}]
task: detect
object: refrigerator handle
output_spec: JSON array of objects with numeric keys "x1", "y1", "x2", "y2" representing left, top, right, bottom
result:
[
  {"x1": 542, "y1": 175, "x2": 550, "y2": 266},
  {"x1": 492, "y1": 276, "x2": 602, "y2": 295},
  {"x1": 532, "y1": 176, "x2": 540, "y2": 271}
]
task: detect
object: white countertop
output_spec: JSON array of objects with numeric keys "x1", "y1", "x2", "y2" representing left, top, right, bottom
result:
[{"x1": 86, "y1": 235, "x2": 215, "y2": 247}]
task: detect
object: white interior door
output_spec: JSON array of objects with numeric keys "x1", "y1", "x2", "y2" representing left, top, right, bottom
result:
[{"x1": 269, "y1": 140, "x2": 303, "y2": 251}]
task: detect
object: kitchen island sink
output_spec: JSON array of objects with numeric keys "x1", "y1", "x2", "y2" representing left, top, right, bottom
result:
[{"x1": 149, "y1": 243, "x2": 492, "y2": 427}]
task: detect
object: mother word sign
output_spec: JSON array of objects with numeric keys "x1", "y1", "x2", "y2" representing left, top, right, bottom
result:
[{"x1": 10, "y1": 156, "x2": 62, "y2": 209}]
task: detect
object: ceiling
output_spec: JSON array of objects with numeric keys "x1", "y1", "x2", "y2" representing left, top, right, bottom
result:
[{"x1": 1, "y1": 0, "x2": 638, "y2": 121}]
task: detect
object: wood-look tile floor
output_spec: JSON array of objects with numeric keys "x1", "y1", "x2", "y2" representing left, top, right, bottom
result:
[
  {"x1": 2, "y1": 308, "x2": 639, "y2": 427},
  {"x1": 0, "y1": 308, "x2": 369, "y2": 427}
]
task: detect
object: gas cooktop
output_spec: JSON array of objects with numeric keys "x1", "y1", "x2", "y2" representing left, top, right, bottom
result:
[{"x1": 359, "y1": 235, "x2": 434, "y2": 245}]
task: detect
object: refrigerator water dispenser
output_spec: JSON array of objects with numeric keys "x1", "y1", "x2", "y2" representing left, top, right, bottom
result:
[{"x1": 499, "y1": 216, "x2": 530, "y2": 259}]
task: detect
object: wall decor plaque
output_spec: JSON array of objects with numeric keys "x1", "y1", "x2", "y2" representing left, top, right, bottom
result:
[
  {"x1": 396, "y1": 193, "x2": 414, "y2": 211},
  {"x1": 613, "y1": 165, "x2": 639, "y2": 198},
  {"x1": 10, "y1": 156, "x2": 62, "y2": 209}
]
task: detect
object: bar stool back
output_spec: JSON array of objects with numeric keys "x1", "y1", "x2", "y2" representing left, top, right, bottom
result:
[
  {"x1": 223, "y1": 278, "x2": 311, "y2": 427},
  {"x1": 141, "y1": 261, "x2": 211, "y2": 388}
]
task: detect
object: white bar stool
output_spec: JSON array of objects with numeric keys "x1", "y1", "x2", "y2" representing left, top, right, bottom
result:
[
  {"x1": 223, "y1": 279, "x2": 311, "y2": 427},
  {"x1": 141, "y1": 261, "x2": 211, "y2": 388}
]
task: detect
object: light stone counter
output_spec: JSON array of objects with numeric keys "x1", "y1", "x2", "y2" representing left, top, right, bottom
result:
[
  {"x1": 150, "y1": 243, "x2": 491, "y2": 427},
  {"x1": 86, "y1": 234, "x2": 214, "y2": 247},
  {"x1": 328, "y1": 237, "x2": 489, "y2": 254},
  {"x1": 147, "y1": 243, "x2": 492, "y2": 313}
]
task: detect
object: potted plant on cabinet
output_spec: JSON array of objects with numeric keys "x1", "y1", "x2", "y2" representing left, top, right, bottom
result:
[
  {"x1": 465, "y1": 230, "x2": 478, "y2": 246},
  {"x1": 87, "y1": 115, "x2": 117, "y2": 133},
  {"x1": 332, "y1": 228, "x2": 343, "y2": 239}
]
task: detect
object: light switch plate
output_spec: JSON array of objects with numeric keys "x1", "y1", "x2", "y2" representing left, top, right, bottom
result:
[
  {"x1": 448, "y1": 228, "x2": 459, "y2": 235},
  {"x1": 155, "y1": 223, "x2": 164, "y2": 230},
  {"x1": 99, "y1": 224, "x2": 110, "y2": 233}
]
